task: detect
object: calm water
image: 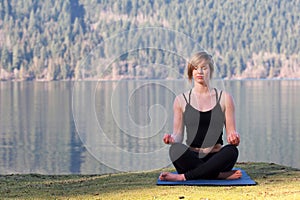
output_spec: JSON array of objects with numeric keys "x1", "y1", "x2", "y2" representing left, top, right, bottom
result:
[{"x1": 0, "y1": 80, "x2": 299, "y2": 174}]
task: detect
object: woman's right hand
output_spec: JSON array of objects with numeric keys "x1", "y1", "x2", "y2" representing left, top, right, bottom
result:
[{"x1": 163, "y1": 134, "x2": 175, "y2": 144}]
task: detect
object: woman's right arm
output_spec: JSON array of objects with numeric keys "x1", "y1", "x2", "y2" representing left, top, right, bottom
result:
[{"x1": 163, "y1": 96, "x2": 184, "y2": 144}]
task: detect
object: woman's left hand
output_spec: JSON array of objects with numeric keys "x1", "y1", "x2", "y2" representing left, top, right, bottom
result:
[{"x1": 227, "y1": 131, "x2": 240, "y2": 146}]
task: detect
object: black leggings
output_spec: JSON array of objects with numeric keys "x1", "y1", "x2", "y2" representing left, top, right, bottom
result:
[{"x1": 169, "y1": 143, "x2": 239, "y2": 180}]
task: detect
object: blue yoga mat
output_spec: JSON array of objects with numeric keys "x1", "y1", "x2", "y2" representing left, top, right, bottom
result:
[{"x1": 157, "y1": 168, "x2": 256, "y2": 186}]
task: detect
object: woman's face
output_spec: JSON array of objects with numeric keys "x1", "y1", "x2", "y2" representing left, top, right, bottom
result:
[{"x1": 192, "y1": 60, "x2": 211, "y2": 84}]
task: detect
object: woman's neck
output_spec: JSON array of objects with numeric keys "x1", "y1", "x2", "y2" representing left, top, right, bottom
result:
[{"x1": 193, "y1": 83, "x2": 212, "y2": 94}]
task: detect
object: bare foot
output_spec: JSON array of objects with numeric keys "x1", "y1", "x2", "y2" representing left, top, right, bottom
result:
[
  {"x1": 159, "y1": 172, "x2": 186, "y2": 181},
  {"x1": 217, "y1": 170, "x2": 242, "y2": 180}
]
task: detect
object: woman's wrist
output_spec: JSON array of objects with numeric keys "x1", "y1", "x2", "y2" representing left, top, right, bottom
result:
[{"x1": 170, "y1": 134, "x2": 176, "y2": 143}]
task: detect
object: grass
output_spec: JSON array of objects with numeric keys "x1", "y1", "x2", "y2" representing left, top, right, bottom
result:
[{"x1": 1, "y1": 162, "x2": 300, "y2": 200}]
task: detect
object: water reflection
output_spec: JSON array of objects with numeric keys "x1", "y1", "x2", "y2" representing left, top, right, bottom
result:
[
  {"x1": 227, "y1": 80, "x2": 300, "y2": 168},
  {"x1": 72, "y1": 80, "x2": 190, "y2": 172},
  {"x1": 0, "y1": 80, "x2": 299, "y2": 175},
  {"x1": 0, "y1": 82, "x2": 112, "y2": 174}
]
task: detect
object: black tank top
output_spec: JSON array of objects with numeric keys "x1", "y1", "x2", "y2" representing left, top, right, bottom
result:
[{"x1": 183, "y1": 88, "x2": 224, "y2": 148}]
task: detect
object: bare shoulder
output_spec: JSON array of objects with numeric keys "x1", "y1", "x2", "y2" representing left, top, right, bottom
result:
[
  {"x1": 217, "y1": 90, "x2": 235, "y2": 111},
  {"x1": 175, "y1": 91, "x2": 190, "y2": 102},
  {"x1": 174, "y1": 91, "x2": 189, "y2": 111}
]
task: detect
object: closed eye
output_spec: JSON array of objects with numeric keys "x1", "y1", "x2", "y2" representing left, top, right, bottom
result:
[{"x1": 194, "y1": 66, "x2": 207, "y2": 70}]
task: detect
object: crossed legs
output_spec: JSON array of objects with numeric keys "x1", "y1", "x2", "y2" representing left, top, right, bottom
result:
[{"x1": 159, "y1": 143, "x2": 241, "y2": 181}]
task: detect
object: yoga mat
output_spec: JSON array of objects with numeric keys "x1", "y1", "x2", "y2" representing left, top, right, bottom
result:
[{"x1": 157, "y1": 168, "x2": 256, "y2": 186}]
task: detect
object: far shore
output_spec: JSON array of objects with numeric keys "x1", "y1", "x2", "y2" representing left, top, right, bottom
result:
[{"x1": 1, "y1": 76, "x2": 300, "y2": 82}]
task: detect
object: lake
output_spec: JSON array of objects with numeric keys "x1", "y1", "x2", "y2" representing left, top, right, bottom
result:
[{"x1": 0, "y1": 80, "x2": 299, "y2": 174}]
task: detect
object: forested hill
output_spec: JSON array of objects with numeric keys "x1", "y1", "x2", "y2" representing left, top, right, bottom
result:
[{"x1": 0, "y1": 0, "x2": 299, "y2": 81}]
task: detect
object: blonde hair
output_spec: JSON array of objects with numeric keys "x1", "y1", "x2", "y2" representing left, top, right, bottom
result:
[{"x1": 187, "y1": 51, "x2": 214, "y2": 81}]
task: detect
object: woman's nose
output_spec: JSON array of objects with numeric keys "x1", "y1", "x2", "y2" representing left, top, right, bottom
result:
[{"x1": 197, "y1": 67, "x2": 203, "y2": 73}]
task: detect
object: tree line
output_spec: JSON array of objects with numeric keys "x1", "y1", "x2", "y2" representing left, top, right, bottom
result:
[{"x1": 0, "y1": 0, "x2": 299, "y2": 81}]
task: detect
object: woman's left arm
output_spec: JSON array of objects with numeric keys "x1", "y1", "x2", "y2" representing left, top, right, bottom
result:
[{"x1": 223, "y1": 92, "x2": 240, "y2": 146}]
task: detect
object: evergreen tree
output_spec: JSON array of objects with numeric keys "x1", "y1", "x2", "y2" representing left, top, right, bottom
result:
[
  {"x1": 1, "y1": 47, "x2": 11, "y2": 70},
  {"x1": 28, "y1": 10, "x2": 36, "y2": 31},
  {"x1": 12, "y1": 45, "x2": 21, "y2": 71}
]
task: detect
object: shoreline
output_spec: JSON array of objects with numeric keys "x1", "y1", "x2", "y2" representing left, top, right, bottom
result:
[{"x1": 1, "y1": 77, "x2": 300, "y2": 82}]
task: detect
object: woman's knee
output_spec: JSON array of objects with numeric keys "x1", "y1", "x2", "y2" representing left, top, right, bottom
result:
[{"x1": 222, "y1": 144, "x2": 239, "y2": 159}]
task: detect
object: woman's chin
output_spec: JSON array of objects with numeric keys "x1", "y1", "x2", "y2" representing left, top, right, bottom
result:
[{"x1": 195, "y1": 78, "x2": 207, "y2": 84}]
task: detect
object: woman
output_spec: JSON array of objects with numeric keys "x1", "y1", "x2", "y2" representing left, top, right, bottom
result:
[{"x1": 159, "y1": 51, "x2": 242, "y2": 181}]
